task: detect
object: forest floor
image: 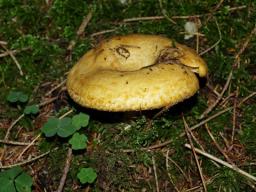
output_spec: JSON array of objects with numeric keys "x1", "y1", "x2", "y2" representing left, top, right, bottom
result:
[{"x1": 0, "y1": 1, "x2": 256, "y2": 191}]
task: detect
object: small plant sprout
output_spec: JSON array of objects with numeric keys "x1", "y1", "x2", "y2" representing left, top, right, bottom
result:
[
  {"x1": 23, "y1": 104, "x2": 39, "y2": 115},
  {"x1": 6, "y1": 91, "x2": 39, "y2": 115},
  {"x1": 77, "y1": 167, "x2": 97, "y2": 184},
  {"x1": 68, "y1": 132, "x2": 88, "y2": 150},
  {"x1": 7, "y1": 91, "x2": 28, "y2": 103},
  {"x1": 71, "y1": 112, "x2": 90, "y2": 130}
]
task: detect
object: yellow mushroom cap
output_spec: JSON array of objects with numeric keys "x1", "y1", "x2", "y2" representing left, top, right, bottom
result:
[{"x1": 67, "y1": 34, "x2": 208, "y2": 111}]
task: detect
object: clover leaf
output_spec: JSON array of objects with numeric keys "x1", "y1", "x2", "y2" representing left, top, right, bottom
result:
[
  {"x1": 15, "y1": 172, "x2": 33, "y2": 192},
  {"x1": 57, "y1": 118, "x2": 77, "y2": 137},
  {"x1": 41, "y1": 117, "x2": 77, "y2": 138},
  {"x1": 0, "y1": 166, "x2": 23, "y2": 179},
  {"x1": 77, "y1": 168, "x2": 97, "y2": 184},
  {"x1": 72, "y1": 113, "x2": 90, "y2": 131},
  {"x1": 0, "y1": 177, "x2": 16, "y2": 192},
  {"x1": 0, "y1": 166, "x2": 33, "y2": 192},
  {"x1": 7, "y1": 91, "x2": 28, "y2": 103},
  {"x1": 24, "y1": 105, "x2": 39, "y2": 115},
  {"x1": 69, "y1": 133, "x2": 88, "y2": 150}
]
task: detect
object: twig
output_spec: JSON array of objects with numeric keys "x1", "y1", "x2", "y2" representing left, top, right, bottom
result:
[
  {"x1": 233, "y1": 25, "x2": 256, "y2": 68},
  {"x1": 90, "y1": 29, "x2": 117, "y2": 37},
  {"x1": 1, "y1": 44, "x2": 23, "y2": 76},
  {"x1": 123, "y1": 16, "x2": 165, "y2": 22},
  {"x1": 204, "y1": 124, "x2": 232, "y2": 164},
  {"x1": 158, "y1": 0, "x2": 176, "y2": 24},
  {"x1": 231, "y1": 87, "x2": 239, "y2": 143},
  {"x1": 187, "y1": 124, "x2": 206, "y2": 152},
  {"x1": 123, "y1": 5, "x2": 246, "y2": 22},
  {"x1": 219, "y1": 132, "x2": 231, "y2": 150},
  {"x1": 200, "y1": 70, "x2": 233, "y2": 119},
  {"x1": 185, "y1": 174, "x2": 219, "y2": 192},
  {"x1": 0, "y1": 139, "x2": 34, "y2": 146},
  {"x1": 185, "y1": 144, "x2": 256, "y2": 182},
  {"x1": 1, "y1": 115, "x2": 26, "y2": 162},
  {"x1": 0, "y1": 151, "x2": 50, "y2": 169},
  {"x1": 59, "y1": 109, "x2": 74, "y2": 119},
  {"x1": 0, "y1": 41, "x2": 7, "y2": 45},
  {"x1": 165, "y1": 150, "x2": 180, "y2": 192},
  {"x1": 206, "y1": 83, "x2": 221, "y2": 97},
  {"x1": 76, "y1": 11, "x2": 93, "y2": 37},
  {"x1": 38, "y1": 96, "x2": 58, "y2": 107},
  {"x1": 16, "y1": 133, "x2": 41, "y2": 161},
  {"x1": 196, "y1": 19, "x2": 200, "y2": 53},
  {"x1": 188, "y1": 107, "x2": 232, "y2": 133},
  {"x1": 56, "y1": 148, "x2": 73, "y2": 192},
  {"x1": 4, "y1": 114, "x2": 25, "y2": 141},
  {"x1": 200, "y1": 18, "x2": 222, "y2": 56},
  {"x1": 167, "y1": 155, "x2": 189, "y2": 182},
  {"x1": 205, "y1": 0, "x2": 224, "y2": 23},
  {"x1": 122, "y1": 140, "x2": 173, "y2": 153},
  {"x1": 45, "y1": 80, "x2": 66, "y2": 96},
  {"x1": 219, "y1": 92, "x2": 236, "y2": 107},
  {"x1": 67, "y1": 10, "x2": 93, "y2": 52},
  {"x1": 183, "y1": 117, "x2": 207, "y2": 192},
  {"x1": 238, "y1": 91, "x2": 256, "y2": 107},
  {"x1": 152, "y1": 156, "x2": 160, "y2": 192},
  {"x1": 0, "y1": 47, "x2": 30, "y2": 58}
]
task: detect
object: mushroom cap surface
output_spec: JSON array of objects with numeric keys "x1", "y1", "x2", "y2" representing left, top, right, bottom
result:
[{"x1": 67, "y1": 34, "x2": 207, "y2": 111}]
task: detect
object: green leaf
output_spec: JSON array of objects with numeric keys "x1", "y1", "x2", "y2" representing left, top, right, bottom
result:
[
  {"x1": 0, "y1": 166, "x2": 23, "y2": 179},
  {"x1": 7, "y1": 91, "x2": 28, "y2": 103},
  {"x1": 15, "y1": 172, "x2": 33, "y2": 192},
  {"x1": 69, "y1": 133, "x2": 88, "y2": 150},
  {"x1": 72, "y1": 113, "x2": 90, "y2": 131},
  {"x1": 0, "y1": 167, "x2": 29, "y2": 192},
  {"x1": 18, "y1": 93, "x2": 29, "y2": 103},
  {"x1": 77, "y1": 168, "x2": 97, "y2": 184},
  {"x1": 24, "y1": 105, "x2": 39, "y2": 115},
  {"x1": 41, "y1": 117, "x2": 59, "y2": 137},
  {"x1": 41, "y1": 117, "x2": 77, "y2": 138},
  {"x1": 0, "y1": 177, "x2": 16, "y2": 192},
  {"x1": 57, "y1": 117, "x2": 76, "y2": 137}
]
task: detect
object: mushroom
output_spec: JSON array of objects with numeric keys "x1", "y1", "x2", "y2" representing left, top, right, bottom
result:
[{"x1": 67, "y1": 34, "x2": 207, "y2": 111}]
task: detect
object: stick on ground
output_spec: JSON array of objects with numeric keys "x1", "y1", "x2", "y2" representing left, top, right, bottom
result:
[
  {"x1": 56, "y1": 148, "x2": 73, "y2": 192},
  {"x1": 185, "y1": 144, "x2": 256, "y2": 182}
]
